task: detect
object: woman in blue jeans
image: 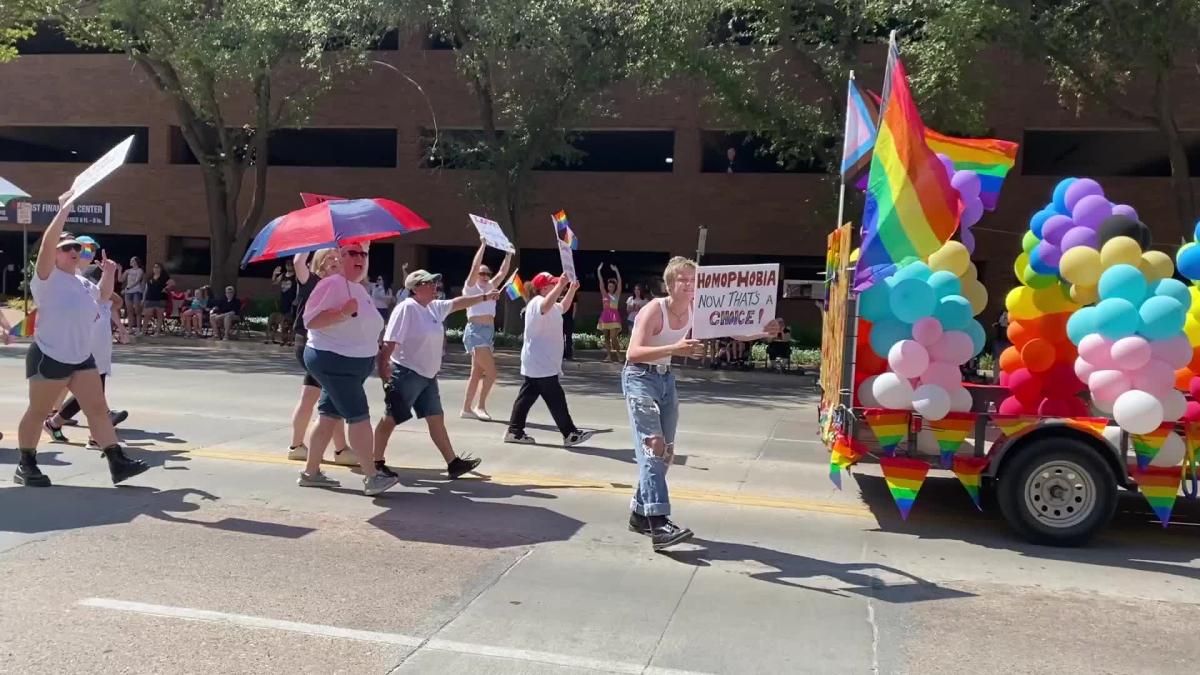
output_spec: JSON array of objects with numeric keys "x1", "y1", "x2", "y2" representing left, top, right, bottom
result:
[{"x1": 623, "y1": 257, "x2": 779, "y2": 551}]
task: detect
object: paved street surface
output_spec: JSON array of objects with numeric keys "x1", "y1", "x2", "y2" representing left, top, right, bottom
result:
[{"x1": 1, "y1": 339, "x2": 1199, "y2": 674}]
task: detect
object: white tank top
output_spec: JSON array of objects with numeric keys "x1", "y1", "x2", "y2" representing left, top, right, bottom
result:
[
  {"x1": 465, "y1": 282, "x2": 496, "y2": 318},
  {"x1": 642, "y1": 298, "x2": 692, "y2": 366}
]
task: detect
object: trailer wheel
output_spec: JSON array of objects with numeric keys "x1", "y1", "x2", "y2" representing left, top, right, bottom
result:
[{"x1": 996, "y1": 436, "x2": 1117, "y2": 546}]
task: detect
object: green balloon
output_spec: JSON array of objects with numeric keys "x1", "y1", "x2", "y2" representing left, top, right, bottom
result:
[
  {"x1": 1022, "y1": 230, "x2": 1040, "y2": 254},
  {"x1": 1023, "y1": 266, "x2": 1056, "y2": 289}
]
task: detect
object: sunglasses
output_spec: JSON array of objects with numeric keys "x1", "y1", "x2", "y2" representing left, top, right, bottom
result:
[
  {"x1": 59, "y1": 243, "x2": 82, "y2": 253},
  {"x1": 478, "y1": 271, "x2": 492, "y2": 277},
  {"x1": 344, "y1": 250, "x2": 367, "y2": 259}
]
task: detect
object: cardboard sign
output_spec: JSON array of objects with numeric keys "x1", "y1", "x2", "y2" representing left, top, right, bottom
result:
[
  {"x1": 691, "y1": 263, "x2": 780, "y2": 339},
  {"x1": 469, "y1": 214, "x2": 515, "y2": 253},
  {"x1": 68, "y1": 135, "x2": 134, "y2": 205},
  {"x1": 557, "y1": 240, "x2": 576, "y2": 280}
]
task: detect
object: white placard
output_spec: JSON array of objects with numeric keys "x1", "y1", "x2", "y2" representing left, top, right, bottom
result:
[
  {"x1": 67, "y1": 135, "x2": 134, "y2": 205},
  {"x1": 16, "y1": 201, "x2": 32, "y2": 225},
  {"x1": 557, "y1": 240, "x2": 576, "y2": 281},
  {"x1": 691, "y1": 263, "x2": 780, "y2": 339},
  {"x1": 469, "y1": 214, "x2": 515, "y2": 253}
]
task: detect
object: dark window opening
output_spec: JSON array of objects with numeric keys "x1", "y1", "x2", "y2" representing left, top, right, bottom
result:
[
  {"x1": 423, "y1": 25, "x2": 460, "y2": 50},
  {"x1": 701, "y1": 131, "x2": 828, "y2": 173},
  {"x1": 324, "y1": 28, "x2": 400, "y2": 52},
  {"x1": 0, "y1": 127, "x2": 149, "y2": 164},
  {"x1": 169, "y1": 127, "x2": 397, "y2": 167},
  {"x1": 167, "y1": 237, "x2": 211, "y2": 276},
  {"x1": 707, "y1": 10, "x2": 765, "y2": 46},
  {"x1": 420, "y1": 128, "x2": 498, "y2": 169},
  {"x1": 538, "y1": 130, "x2": 675, "y2": 173},
  {"x1": 1022, "y1": 128, "x2": 1200, "y2": 177},
  {"x1": 15, "y1": 22, "x2": 118, "y2": 55}
]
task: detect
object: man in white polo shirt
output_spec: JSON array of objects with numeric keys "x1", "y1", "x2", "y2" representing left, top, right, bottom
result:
[{"x1": 373, "y1": 268, "x2": 500, "y2": 479}]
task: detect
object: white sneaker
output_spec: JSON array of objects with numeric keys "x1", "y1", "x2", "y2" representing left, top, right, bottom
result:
[
  {"x1": 333, "y1": 447, "x2": 359, "y2": 466},
  {"x1": 363, "y1": 473, "x2": 399, "y2": 496},
  {"x1": 564, "y1": 430, "x2": 596, "y2": 447},
  {"x1": 288, "y1": 444, "x2": 308, "y2": 461},
  {"x1": 472, "y1": 408, "x2": 492, "y2": 421},
  {"x1": 298, "y1": 471, "x2": 339, "y2": 488},
  {"x1": 504, "y1": 431, "x2": 536, "y2": 445},
  {"x1": 459, "y1": 409, "x2": 478, "y2": 419}
]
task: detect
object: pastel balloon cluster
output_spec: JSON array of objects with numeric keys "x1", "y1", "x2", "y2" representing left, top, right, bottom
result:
[
  {"x1": 855, "y1": 242, "x2": 987, "y2": 420},
  {"x1": 936, "y1": 154, "x2": 984, "y2": 253}
]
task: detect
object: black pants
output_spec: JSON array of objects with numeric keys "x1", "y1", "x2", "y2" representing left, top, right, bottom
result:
[
  {"x1": 507, "y1": 376, "x2": 578, "y2": 437},
  {"x1": 60, "y1": 374, "x2": 106, "y2": 420},
  {"x1": 562, "y1": 313, "x2": 575, "y2": 360}
]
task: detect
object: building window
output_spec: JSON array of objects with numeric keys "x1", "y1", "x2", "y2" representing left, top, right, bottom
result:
[
  {"x1": 1021, "y1": 128, "x2": 1200, "y2": 177},
  {"x1": 422, "y1": 25, "x2": 460, "y2": 50},
  {"x1": 166, "y1": 237, "x2": 211, "y2": 276},
  {"x1": 169, "y1": 127, "x2": 398, "y2": 167},
  {"x1": 420, "y1": 128, "x2": 496, "y2": 169},
  {"x1": 15, "y1": 22, "x2": 118, "y2": 55},
  {"x1": 539, "y1": 131, "x2": 676, "y2": 172},
  {"x1": 0, "y1": 127, "x2": 149, "y2": 163},
  {"x1": 700, "y1": 131, "x2": 828, "y2": 173}
]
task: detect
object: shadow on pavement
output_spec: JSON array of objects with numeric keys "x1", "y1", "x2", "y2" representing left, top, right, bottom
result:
[
  {"x1": 0, "y1": 447, "x2": 190, "y2": 470},
  {"x1": 663, "y1": 537, "x2": 973, "y2": 603}
]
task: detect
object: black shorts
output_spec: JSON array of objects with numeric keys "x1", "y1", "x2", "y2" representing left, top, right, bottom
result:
[
  {"x1": 294, "y1": 340, "x2": 319, "y2": 388},
  {"x1": 26, "y1": 343, "x2": 97, "y2": 381}
]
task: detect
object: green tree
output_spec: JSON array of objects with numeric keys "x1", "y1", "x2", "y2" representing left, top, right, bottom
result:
[{"x1": 0, "y1": 1, "x2": 43, "y2": 62}]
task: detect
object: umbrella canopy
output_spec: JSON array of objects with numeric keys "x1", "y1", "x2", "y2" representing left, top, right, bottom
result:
[
  {"x1": 0, "y1": 177, "x2": 31, "y2": 206},
  {"x1": 242, "y1": 198, "x2": 431, "y2": 267}
]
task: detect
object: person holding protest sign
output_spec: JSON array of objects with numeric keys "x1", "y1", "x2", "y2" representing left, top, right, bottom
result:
[
  {"x1": 460, "y1": 237, "x2": 512, "y2": 421},
  {"x1": 504, "y1": 272, "x2": 595, "y2": 447},
  {"x1": 15, "y1": 191, "x2": 149, "y2": 487},
  {"x1": 623, "y1": 256, "x2": 780, "y2": 550}
]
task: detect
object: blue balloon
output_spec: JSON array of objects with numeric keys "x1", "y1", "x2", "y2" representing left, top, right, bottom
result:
[
  {"x1": 1193, "y1": 219, "x2": 1200, "y2": 242},
  {"x1": 859, "y1": 282, "x2": 894, "y2": 323},
  {"x1": 1052, "y1": 178, "x2": 1078, "y2": 215},
  {"x1": 1030, "y1": 209, "x2": 1055, "y2": 239},
  {"x1": 927, "y1": 270, "x2": 962, "y2": 299},
  {"x1": 893, "y1": 260, "x2": 932, "y2": 283},
  {"x1": 869, "y1": 319, "x2": 912, "y2": 358},
  {"x1": 934, "y1": 295, "x2": 972, "y2": 331},
  {"x1": 1066, "y1": 306, "x2": 1098, "y2": 345},
  {"x1": 1094, "y1": 298, "x2": 1141, "y2": 340},
  {"x1": 1097, "y1": 264, "x2": 1147, "y2": 304},
  {"x1": 1028, "y1": 247, "x2": 1055, "y2": 275},
  {"x1": 889, "y1": 278, "x2": 936, "y2": 323},
  {"x1": 964, "y1": 319, "x2": 986, "y2": 357},
  {"x1": 1178, "y1": 243, "x2": 1200, "y2": 281},
  {"x1": 1139, "y1": 295, "x2": 1186, "y2": 340},
  {"x1": 1151, "y1": 278, "x2": 1191, "y2": 310}
]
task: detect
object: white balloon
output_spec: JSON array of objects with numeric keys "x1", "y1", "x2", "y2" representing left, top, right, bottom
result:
[
  {"x1": 915, "y1": 428, "x2": 940, "y2": 454},
  {"x1": 857, "y1": 375, "x2": 881, "y2": 408},
  {"x1": 1102, "y1": 425, "x2": 1123, "y2": 451},
  {"x1": 912, "y1": 384, "x2": 952, "y2": 421},
  {"x1": 1113, "y1": 389, "x2": 1165, "y2": 435},
  {"x1": 872, "y1": 372, "x2": 914, "y2": 410},
  {"x1": 949, "y1": 385, "x2": 974, "y2": 412},
  {"x1": 1151, "y1": 432, "x2": 1187, "y2": 467},
  {"x1": 888, "y1": 340, "x2": 930, "y2": 379},
  {"x1": 1161, "y1": 389, "x2": 1187, "y2": 422}
]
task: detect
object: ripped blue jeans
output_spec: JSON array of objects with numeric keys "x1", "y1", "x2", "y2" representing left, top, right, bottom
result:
[{"x1": 622, "y1": 364, "x2": 679, "y2": 517}]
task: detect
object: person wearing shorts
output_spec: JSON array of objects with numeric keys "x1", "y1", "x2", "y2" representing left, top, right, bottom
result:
[
  {"x1": 120, "y1": 256, "x2": 146, "y2": 333},
  {"x1": 15, "y1": 191, "x2": 148, "y2": 488},
  {"x1": 141, "y1": 263, "x2": 173, "y2": 335},
  {"x1": 373, "y1": 268, "x2": 499, "y2": 479},
  {"x1": 460, "y1": 237, "x2": 511, "y2": 420}
]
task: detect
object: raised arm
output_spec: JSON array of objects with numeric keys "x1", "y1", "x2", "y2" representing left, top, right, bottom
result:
[
  {"x1": 559, "y1": 277, "x2": 581, "y2": 314},
  {"x1": 97, "y1": 250, "x2": 118, "y2": 300},
  {"x1": 293, "y1": 252, "x2": 312, "y2": 284},
  {"x1": 451, "y1": 288, "x2": 501, "y2": 313},
  {"x1": 34, "y1": 191, "x2": 75, "y2": 281},
  {"x1": 490, "y1": 252, "x2": 513, "y2": 291},
  {"x1": 541, "y1": 275, "x2": 569, "y2": 314},
  {"x1": 465, "y1": 239, "x2": 487, "y2": 287},
  {"x1": 595, "y1": 263, "x2": 605, "y2": 294},
  {"x1": 611, "y1": 264, "x2": 622, "y2": 296}
]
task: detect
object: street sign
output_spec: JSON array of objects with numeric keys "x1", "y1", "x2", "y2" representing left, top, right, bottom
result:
[{"x1": 15, "y1": 201, "x2": 32, "y2": 225}]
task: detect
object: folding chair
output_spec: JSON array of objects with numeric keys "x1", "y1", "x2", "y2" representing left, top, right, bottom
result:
[
  {"x1": 230, "y1": 298, "x2": 254, "y2": 340},
  {"x1": 163, "y1": 291, "x2": 187, "y2": 335}
]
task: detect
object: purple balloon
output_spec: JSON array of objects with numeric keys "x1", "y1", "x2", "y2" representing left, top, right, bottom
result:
[
  {"x1": 1072, "y1": 194, "x2": 1113, "y2": 230},
  {"x1": 961, "y1": 198, "x2": 984, "y2": 227},
  {"x1": 936, "y1": 153, "x2": 955, "y2": 178},
  {"x1": 951, "y1": 170, "x2": 981, "y2": 201},
  {"x1": 1042, "y1": 214, "x2": 1075, "y2": 246},
  {"x1": 1112, "y1": 203, "x2": 1139, "y2": 220},
  {"x1": 960, "y1": 228, "x2": 976, "y2": 254},
  {"x1": 1064, "y1": 178, "x2": 1104, "y2": 212},
  {"x1": 1037, "y1": 240, "x2": 1063, "y2": 267},
  {"x1": 1060, "y1": 225, "x2": 1099, "y2": 251}
]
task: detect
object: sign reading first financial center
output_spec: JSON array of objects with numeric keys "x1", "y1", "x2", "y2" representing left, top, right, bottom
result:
[{"x1": 0, "y1": 201, "x2": 111, "y2": 227}]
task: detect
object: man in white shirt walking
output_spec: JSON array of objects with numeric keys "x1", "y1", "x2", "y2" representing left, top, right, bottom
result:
[
  {"x1": 504, "y1": 272, "x2": 594, "y2": 447},
  {"x1": 373, "y1": 269, "x2": 500, "y2": 479}
]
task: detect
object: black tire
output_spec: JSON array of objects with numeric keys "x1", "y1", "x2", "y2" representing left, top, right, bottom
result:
[{"x1": 996, "y1": 436, "x2": 1117, "y2": 546}]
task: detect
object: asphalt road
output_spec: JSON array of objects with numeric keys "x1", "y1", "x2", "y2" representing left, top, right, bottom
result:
[{"x1": 1, "y1": 339, "x2": 1198, "y2": 674}]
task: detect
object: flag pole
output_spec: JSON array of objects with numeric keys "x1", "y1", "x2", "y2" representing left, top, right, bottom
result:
[{"x1": 837, "y1": 70, "x2": 856, "y2": 411}]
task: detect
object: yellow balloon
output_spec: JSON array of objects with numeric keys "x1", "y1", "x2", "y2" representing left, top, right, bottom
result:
[
  {"x1": 1006, "y1": 286, "x2": 1036, "y2": 319},
  {"x1": 1070, "y1": 283, "x2": 1099, "y2": 305},
  {"x1": 961, "y1": 262, "x2": 978, "y2": 283},
  {"x1": 1189, "y1": 286, "x2": 1200, "y2": 317},
  {"x1": 1059, "y1": 246, "x2": 1101, "y2": 286},
  {"x1": 930, "y1": 240, "x2": 970, "y2": 277},
  {"x1": 1100, "y1": 236, "x2": 1143, "y2": 269},
  {"x1": 1186, "y1": 315, "x2": 1200, "y2": 346},
  {"x1": 963, "y1": 279, "x2": 988, "y2": 315},
  {"x1": 1013, "y1": 252, "x2": 1032, "y2": 286},
  {"x1": 1139, "y1": 250, "x2": 1174, "y2": 282},
  {"x1": 1032, "y1": 283, "x2": 1078, "y2": 316}
]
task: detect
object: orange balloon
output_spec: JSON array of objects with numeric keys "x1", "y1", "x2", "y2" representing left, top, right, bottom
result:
[
  {"x1": 1177, "y1": 368, "x2": 1193, "y2": 392},
  {"x1": 999, "y1": 346, "x2": 1024, "y2": 373},
  {"x1": 1007, "y1": 320, "x2": 1040, "y2": 347},
  {"x1": 1021, "y1": 338, "x2": 1056, "y2": 373},
  {"x1": 1040, "y1": 313, "x2": 1070, "y2": 337}
]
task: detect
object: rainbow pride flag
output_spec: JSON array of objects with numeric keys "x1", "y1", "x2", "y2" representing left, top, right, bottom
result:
[
  {"x1": 928, "y1": 413, "x2": 975, "y2": 468},
  {"x1": 829, "y1": 431, "x2": 867, "y2": 489},
  {"x1": 923, "y1": 129, "x2": 1018, "y2": 211},
  {"x1": 853, "y1": 37, "x2": 962, "y2": 290},
  {"x1": 9, "y1": 309, "x2": 35, "y2": 337},
  {"x1": 505, "y1": 273, "x2": 526, "y2": 301},
  {"x1": 551, "y1": 210, "x2": 578, "y2": 251},
  {"x1": 952, "y1": 456, "x2": 989, "y2": 511},
  {"x1": 992, "y1": 415, "x2": 1038, "y2": 439},
  {"x1": 879, "y1": 455, "x2": 930, "y2": 520},
  {"x1": 1132, "y1": 464, "x2": 1183, "y2": 528},
  {"x1": 1131, "y1": 423, "x2": 1174, "y2": 471},
  {"x1": 863, "y1": 409, "x2": 909, "y2": 457}
]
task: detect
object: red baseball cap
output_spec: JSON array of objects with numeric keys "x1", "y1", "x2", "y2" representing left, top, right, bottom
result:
[{"x1": 531, "y1": 272, "x2": 559, "y2": 291}]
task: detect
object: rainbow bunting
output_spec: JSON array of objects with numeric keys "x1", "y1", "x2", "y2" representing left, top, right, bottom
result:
[
  {"x1": 551, "y1": 210, "x2": 579, "y2": 251},
  {"x1": 853, "y1": 37, "x2": 961, "y2": 291},
  {"x1": 879, "y1": 456, "x2": 930, "y2": 520},
  {"x1": 923, "y1": 129, "x2": 1018, "y2": 211},
  {"x1": 1065, "y1": 417, "x2": 1108, "y2": 439},
  {"x1": 9, "y1": 309, "x2": 35, "y2": 337},
  {"x1": 992, "y1": 415, "x2": 1038, "y2": 439},
  {"x1": 928, "y1": 413, "x2": 975, "y2": 468},
  {"x1": 1132, "y1": 464, "x2": 1183, "y2": 528},
  {"x1": 829, "y1": 431, "x2": 867, "y2": 489},
  {"x1": 863, "y1": 409, "x2": 909, "y2": 457},
  {"x1": 1130, "y1": 423, "x2": 1174, "y2": 471},
  {"x1": 952, "y1": 456, "x2": 989, "y2": 511},
  {"x1": 504, "y1": 273, "x2": 527, "y2": 301}
]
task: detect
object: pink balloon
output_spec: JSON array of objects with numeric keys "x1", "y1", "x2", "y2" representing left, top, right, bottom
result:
[
  {"x1": 1039, "y1": 397, "x2": 1078, "y2": 417},
  {"x1": 888, "y1": 340, "x2": 930, "y2": 379},
  {"x1": 1151, "y1": 335, "x2": 1193, "y2": 370},
  {"x1": 1191, "y1": 376, "x2": 1200, "y2": 400},
  {"x1": 912, "y1": 317, "x2": 943, "y2": 346},
  {"x1": 921, "y1": 361, "x2": 963, "y2": 390},
  {"x1": 1110, "y1": 336, "x2": 1152, "y2": 371},
  {"x1": 1074, "y1": 356, "x2": 1097, "y2": 384},
  {"x1": 999, "y1": 395, "x2": 1034, "y2": 415},
  {"x1": 1089, "y1": 369, "x2": 1131, "y2": 403},
  {"x1": 1184, "y1": 400, "x2": 1200, "y2": 422},
  {"x1": 1131, "y1": 359, "x2": 1176, "y2": 395},
  {"x1": 933, "y1": 330, "x2": 974, "y2": 364},
  {"x1": 1078, "y1": 334, "x2": 1116, "y2": 369},
  {"x1": 1071, "y1": 194, "x2": 1113, "y2": 231}
]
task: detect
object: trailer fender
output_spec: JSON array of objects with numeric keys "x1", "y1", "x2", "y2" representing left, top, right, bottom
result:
[{"x1": 990, "y1": 424, "x2": 1129, "y2": 489}]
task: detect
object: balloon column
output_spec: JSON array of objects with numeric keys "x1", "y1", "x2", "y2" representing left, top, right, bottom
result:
[
  {"x1": 1168, "y1": 219, "x2": 1200, "y2": 424},
  {"x1": 937, "y1": 154, "x2": 984, "y2": 253}
]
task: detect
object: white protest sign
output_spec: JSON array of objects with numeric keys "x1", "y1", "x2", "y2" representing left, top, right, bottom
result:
[
  {"x1": 691, "y1": 263, "x2": 780, "y2": 339},
  {"x1": 557, "y1": 240, "x2": 576, "y2": 281},
  {"x1": 469, "y1": 214, "x2": 515, "y2": 253},
  {"x1": 67, "y1": 135, "x2": 134, "y2": 205}
]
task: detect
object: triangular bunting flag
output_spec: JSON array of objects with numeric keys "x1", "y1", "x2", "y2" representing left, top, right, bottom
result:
[
  {"x1": 992, "y1": 415, "x2": 1037, "y2": 439},
  {"x1": 1184, "y1": 424, "x2": 1200, "y2": 499},
  {"x1": 828, "y1": 431, "x2": 867, "y2": 490},
  {"x1": 928, "y1": 413, "x2": 975, "y2": 468},
  {"x1": 1130, "y1": 423, "x2": 1173, "y2": 471},
  {"x1": 879, "y1": 456, "x2": 930, "y2": 520},
  {"x1": 863, "y1": 409, "x2": 910, "y2": 457},
  {"x1": 1132, "y1": 464, "x2": 1183, "y2": 528},
  {"x1": 951, "y1": 456, "x2": 989, "y2": 511},
  {"x1": 1065, "y1": 417, "x2": 1108, "y2": 438}
]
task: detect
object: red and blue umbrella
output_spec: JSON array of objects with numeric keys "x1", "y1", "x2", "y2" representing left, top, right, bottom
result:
[{"x1": 241, "y1": 198, "x2": 430, "y2": 267}]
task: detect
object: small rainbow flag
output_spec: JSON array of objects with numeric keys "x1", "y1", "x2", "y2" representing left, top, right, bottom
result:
[
  {"x1": 879, "y1": 455, "x2": 930, "y2": 520},
  {"x1": 928, "y1": 413, "x2": 975, "y2": 468},
  {"x1": 9, "y1": 309, "x2": 35, "y2": 337},
  {"x1": 863, "y1": 409, "x2": 909, "y2": 457},
  {"x1": 1132, "y1": 464, "x2": 1183, "y2": 528},
  {"x1": 551, "y1": 210, "x2": 579, "y2": 251},
  {"x1": 504, "y1": 273, "x2": 526, "y2": 301},
  {"x1": 829, "y1": 431, "x2": 867, "y2": 489},
  {"x1": 992, "y1": 415, "x2": 1038, "y2": 439},
  {"x1": 952, "y1": 456, "x2": 989, "y2": 511},
  {"x1": 923, "y1": 129, "x2": 1019, "y2": 211},
  {"x1": 1131, "y1": 423, "x2": 1174, "y2": 471}
]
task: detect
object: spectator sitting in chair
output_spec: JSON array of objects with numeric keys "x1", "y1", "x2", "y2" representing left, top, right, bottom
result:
[{"x1": 209, "y1": 285, "x2": 241, "y2": 341}]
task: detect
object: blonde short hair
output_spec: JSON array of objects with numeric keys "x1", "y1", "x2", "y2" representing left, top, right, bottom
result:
[
  {"x1": 311, "y1": 248, "x2": 339, "y2": 275},
  {"x1": 663, "y1": 256, "x2": 697, "y2": 285}
]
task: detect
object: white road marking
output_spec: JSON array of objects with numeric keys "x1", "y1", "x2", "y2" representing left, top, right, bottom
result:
[{"x1": 79, "y1": 598, "x2": 715, "y2": 675}]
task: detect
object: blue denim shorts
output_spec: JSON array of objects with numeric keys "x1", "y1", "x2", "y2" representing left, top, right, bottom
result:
[
  {"x1": 384, "y1": 363, "x2": 444, "y2": 424},
  {"x1": 463, "y1": 322, "x2": 495, "y2": 353},
  {"x1": 303, "y1": 347, "x2": 374, "y2": 424}
]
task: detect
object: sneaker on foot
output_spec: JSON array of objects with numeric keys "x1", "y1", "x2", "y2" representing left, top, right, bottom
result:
[
  {"x1": 86, "y1": 439, "x2": 101, "y2": 450},
  {"x1": 14, "y1": 454, "x2": 51, "y2": 487},
  {"x1": 471, "y1": 408, "x2": 492, "y2": 422},
  {"x1": 333, "y1": 447, "x2": 359, "y2": 466},
  {"x1": 649, "y1": 516, "x2": 693, "y2": 551},
  {"x1": 564, "y1": 429, "x2": 595, "y2": 448},
  {"x1": 60, "y1": 418, "x2": 80, "y2": 427},
  {"x1": 459, "y1": 409, "x2": 477, "y2": 419},
  {"x1": 44, "y1": 418, "x2": 68, "y2": 443},
  {"x1": 447, "y1": 455, "x2": 481, "y2": 479},
  {"x1": 628, "y1": 512, "x2": 651, "y2": 536},
  {"x1": 108, "y1": 410, "x2": 129, "y2": 427},
  {"x1": 374, "y1": 460, "x2": 398, "y2": 478},
  {"x1": 103, "y1": 446, "x2": 150, "y2": 485},
  {"x1": 503, "y1": 431, "x2": 536, "y2": 445},
  {"x1": 298, "y1": 470, "x2": 339, "y2": 488},
  {"x1": 363, "y1": 473, "x2": 399, "y2": 496},
  {"x1": 287, "y1": 444, "x2": 308, "y2": 461}
]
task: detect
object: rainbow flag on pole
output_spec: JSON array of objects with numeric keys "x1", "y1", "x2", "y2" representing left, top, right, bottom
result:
[
  {"x1": 9, "y1": 309, "x2": 35, "y2": 337},
  {"x1": 923, "y1": 129, "x2": 1018, "y2": 211},
  {"x1": 504, "y1": 273, "x2": 527, "y2": 301},
  {"x1": 551, "y1": 210, "x2": 578, "y2": 251},
  {"x1": 853, "y1": 35, "x2": 962, "y2": 290}
]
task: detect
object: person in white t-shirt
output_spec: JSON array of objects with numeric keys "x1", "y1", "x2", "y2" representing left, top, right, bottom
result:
[
  {"x1": 503, "y1": 272, "x2": 595, "y2": 447},
  {"x1": 372, "y1": 269, "x2": 501, "y2": 479},
  {"x1": 369, "y1": 275, "x2": 393, "y2": 320},
  {"x1": 15, "y1": 190, "x2": 148, "y2": 488}
]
